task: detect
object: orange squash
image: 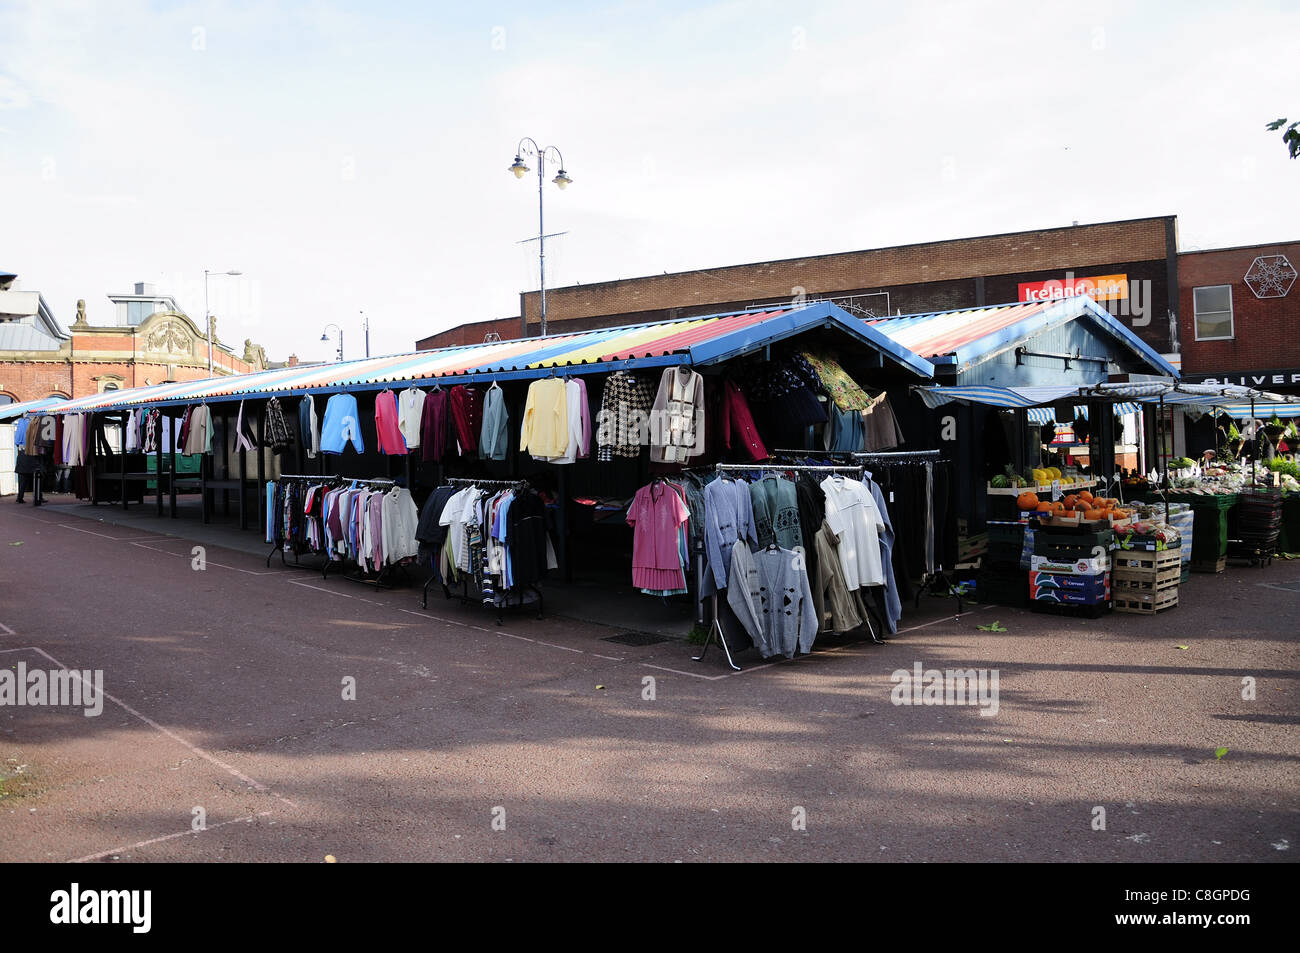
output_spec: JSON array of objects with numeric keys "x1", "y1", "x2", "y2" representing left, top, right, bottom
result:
[
  {"x1": 1036, "y1": 502, "x2": 1053, "y2": 513},
  {"x1": 1017, "y1": 491, "x2": 1039, "y2": 511},
  {"x1": 1063, "y1": 494, "x2": 1078, "y2": 509},
  {"x1": 1078, "y1": 490, "x2": 1094, "y2": 503},
  {"x1": 1083, "y1": 508, "x2": 1106, "y2": 521},
  {"x1": 1051, "y1": 501, "x2": 1066, "y2": 513}
]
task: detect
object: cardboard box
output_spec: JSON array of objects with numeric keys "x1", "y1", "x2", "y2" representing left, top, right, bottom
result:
[{"x1": 1030, "y1": 554, "x2": 1110, "y2": 574}]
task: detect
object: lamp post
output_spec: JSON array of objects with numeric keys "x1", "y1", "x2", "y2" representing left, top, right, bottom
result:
[
  {"x1": 321, "y1": 323, "x2": 344, "y2": 362},
  {"x1": 509, "y1": 138, "x2": 572, "y2": 337},
  {"x1": 204, "y1": 269, "x2": 242, "y2": 375},
  {"x1": 361, "y1": 310, "x2": 369, "y2": 358}
]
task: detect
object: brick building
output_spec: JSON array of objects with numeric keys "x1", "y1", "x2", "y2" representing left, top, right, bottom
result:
[
  {"x1": 0, "y1": 273, "x2": 286, "y2": 407},
  {"x1": 1175, "y1": 241, "x2": 1300, "y2": 393},
  {"x1": 416, "y1": 216, "x2": 1182, "y2": 357}
]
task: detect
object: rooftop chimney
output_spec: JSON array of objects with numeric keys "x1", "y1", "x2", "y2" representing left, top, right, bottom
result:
[{"x1": 134, "y1": 282, "x2": 156, "y2": 296}]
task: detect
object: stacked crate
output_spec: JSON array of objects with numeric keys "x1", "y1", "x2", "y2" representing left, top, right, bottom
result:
[
  {"x1": 1112, "y1": 548, "x2": 1180, "y2": 614},
  {"x1": 978, "y1": 521, "x2": 1029, "y2": 607},
  {"x1": 1228, "y1": 489, "x2": 1282, "y2": 566},
  {"x1": 1028, "y1": 525, "x2": 1114, "y2": 618}
]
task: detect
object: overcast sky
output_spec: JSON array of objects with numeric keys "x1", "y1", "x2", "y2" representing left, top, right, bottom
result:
[{"x1": 2, "y1": 0, "x2": 1297, "y2": 364}]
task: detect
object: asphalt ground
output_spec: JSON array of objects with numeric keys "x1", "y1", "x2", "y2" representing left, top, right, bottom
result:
[{"x1": 0, "y1": 497, "x2": 1296, "y2": 862}]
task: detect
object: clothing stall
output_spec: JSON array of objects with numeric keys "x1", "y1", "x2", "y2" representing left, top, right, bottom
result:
[{"x1": 28, "y1": 302, "x2": 952, "y2": 661}]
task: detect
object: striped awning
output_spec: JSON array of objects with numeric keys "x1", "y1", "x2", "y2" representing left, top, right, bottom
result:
[
  {"x1": 1024, "y1": 403, "x2": 1140, "y2": 424},
  {"x1": 867, "y1": 297, "x2": 1179, "y2": 377},
  {"x1": 42, "y1": 302, "x2": 935, "y2": 415},
  {"x1": 0, "y1": 396, "x2": 67, "y2": 421}
]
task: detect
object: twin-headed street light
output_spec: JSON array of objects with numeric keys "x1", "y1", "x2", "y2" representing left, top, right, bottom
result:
[{"x1": 509, "y1": 138, "x2": 572, "y2": 336}]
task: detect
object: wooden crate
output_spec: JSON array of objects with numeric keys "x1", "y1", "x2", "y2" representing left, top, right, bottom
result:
[
  {"x1": 1114, "y1": 587, "x2": 1179, "y2": 615},
  {"x1": 1113, "y1": 549, "x2": 1181, "y2": 574},
  {"x1": 1112, "y1": 565, "x2": 1180, "y2": 594}
]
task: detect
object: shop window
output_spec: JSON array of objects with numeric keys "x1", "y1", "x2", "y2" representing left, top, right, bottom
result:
[
  {"x1": 1193, "y1": 285, "x2": 1234, "y2": 341},
  {"x1": 0, "y1": 393, "x2": 15, "y2": 406}
]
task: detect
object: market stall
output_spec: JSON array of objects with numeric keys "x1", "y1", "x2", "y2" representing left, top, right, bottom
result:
[
  {"x1": 22, "y1": 302, "x2": 962, "y2": 663},
  {"x1": 918, "y1": 380, "x2": 1300, "y2": 616}
]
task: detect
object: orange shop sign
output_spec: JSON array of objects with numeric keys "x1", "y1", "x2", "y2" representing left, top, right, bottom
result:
[{"x1": 1019, "y1": 273, "x2": 1129, "y2": 303}]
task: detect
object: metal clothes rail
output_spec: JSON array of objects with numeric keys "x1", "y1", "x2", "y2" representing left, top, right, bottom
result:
[
  {"x1": 422, "y1": 479, "x2": 545, "y2": 625},
  {"x1": 693, "y1": 461, "x2": 877, "y2": 673}
]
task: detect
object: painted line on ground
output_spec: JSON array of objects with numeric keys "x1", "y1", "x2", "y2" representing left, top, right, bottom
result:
[
  {"x1": 21, "y1": 645, "x2": 297, "y2": 811},
  {"x1": 1256, "y1": 582, "x2": 1300, "y2": 594},
  {"x1": 69, "y1": 810, "x2": 275, "y2": 863},
  {"x1": 128, "y1": 541, "x2": 278, "y2": 575},
  {"x1": 287, "y1": 579, "x2": 359, "y2": 599},
  {"x1": 0, "y1": 622, "x2": 15, "y2": 636}
]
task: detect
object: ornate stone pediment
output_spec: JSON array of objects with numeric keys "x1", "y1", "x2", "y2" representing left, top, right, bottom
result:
[{"x1": 144, "y1": 319, "x2": 193, "y2": 355}]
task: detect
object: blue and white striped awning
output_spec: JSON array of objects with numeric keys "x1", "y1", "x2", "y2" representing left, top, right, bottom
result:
[
  {"x1": 1023, "y1": 403, "x2": 1140, "y2": 424},
  {"x1": 914, "y1": 383, "x2": 1085, "y2": 410},
  {"x1": 1214, "y1": 402, "x2": 1300, "y2": 421}
]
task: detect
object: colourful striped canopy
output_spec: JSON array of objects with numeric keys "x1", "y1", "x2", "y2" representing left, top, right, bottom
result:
[{"x1": 42, "y1": 302, "x2": 935, "y2": 415}]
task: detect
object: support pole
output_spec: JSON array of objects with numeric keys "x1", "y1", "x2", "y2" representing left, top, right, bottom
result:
[
  {"x1": 120, "y1": 410, "x2": 128, "y2": 511},
  {"x1": 155, "y1": 413, "x2": 163, "y2": 516},
  {"x1": 169, "y1": 414, "x2": 178, "y2": 518}
]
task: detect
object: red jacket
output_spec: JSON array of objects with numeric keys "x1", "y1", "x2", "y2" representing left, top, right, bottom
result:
[
  {"x1": 449, "y1": 385, "x2": 483, "y2": 455},
  {"x1": 721, "y1": 378, "x2": 768, "y2": 460}
]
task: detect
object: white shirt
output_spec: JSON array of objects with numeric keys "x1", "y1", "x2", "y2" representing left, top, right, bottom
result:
[
  {"x1": 398, "y1": 387, "x2": 424, "y2": 449},
  {"x1": 438, "y1": 487, "x2": 479, "y2": 571},
  {"x1": 821, "y1": 475, "x2": 885, "y2": 589}
]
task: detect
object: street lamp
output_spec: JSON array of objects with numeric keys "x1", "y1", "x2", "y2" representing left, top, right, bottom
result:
[
  {"x1": 509, "y1": 138, "x2": 572, "y2": 337},
  {"x1": 321, "y1": 323, "x2": 344, "y2": 362},
  {"x1": 204, "y1": 269, "x2": 242, "y2": 375},
  {"x1": 361, "y1": 310, "x2": 370, "y2": 358}
]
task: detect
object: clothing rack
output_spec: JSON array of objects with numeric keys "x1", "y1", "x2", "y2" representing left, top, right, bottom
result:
[
  {"x1": 263, "y1": 474, "x2": 409, "y2": 592},
  {"x1": 715, "y1": 462, "x2": 864, "y2": 475},
  {"x1": 771, "y1": 448, "x2": 943, "y2": 461},
  {"x1": 422, "y1": 479, "x2": 545, "y2": 625},
  {"x1": 264, "y1": 474, "x2": 344, "y2": 568},
  {"x1": 445, "y1": 477, "x2": 527, "y2": 488},
  {"x1": 319, "y1": 477, "x2": 406, "y2": 587},
  {"x1": 694, "y1": 460, "x2": 876, "y2": 672},
  {"x1": 771, "y1": 449, "x2": 964, "y2": 615}
]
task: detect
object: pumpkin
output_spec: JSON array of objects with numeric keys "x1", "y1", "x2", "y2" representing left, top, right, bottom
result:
[
  {"x1": 1051, "y1": 501, "x2": 1066, "y2": 513},
  {"x1": 1083, "y1": 508, "x2": 1106, "y2": 521},
  {"x1": 1017, "y1": 491, "x2": 1039, "y2": 510},
  {"x1": 1063, "y1": 494, "x2": 1078, "y2": 509},
  {"x1": 1078, "y1": 490, "x2": 1094, "y2": 503}
]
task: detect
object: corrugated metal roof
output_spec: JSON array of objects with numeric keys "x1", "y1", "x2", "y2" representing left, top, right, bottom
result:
[
  {"x1": 868, "y1": 297, "x2": 1178, "y2": 377},
  {"x1": 0, "y1": 396, "x2": 67, "y2": 420},
  {"x1": 868, "y1": 301, "x2": 1056, "y2": 359},
  {"x1": 44, "y1": 302, "x2": 936, "y2": 415},
  {"x1": 0, "y1": 320, "x2": 65, "y2": 351}
]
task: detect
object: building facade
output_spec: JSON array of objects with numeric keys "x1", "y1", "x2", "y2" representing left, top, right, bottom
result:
[
  {"x1": 417, "y1": 216, "x2": 1182, "y2": 358},
  {"x1": 0, "y1": 274, "x2": 278, "y2": 406},
  {"x1": 1175, "y1": 241, "x2": 1300, "y2": 394}
]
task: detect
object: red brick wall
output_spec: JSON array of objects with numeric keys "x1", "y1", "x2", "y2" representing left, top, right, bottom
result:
[
  {"x1": 0, "y1": 359, "x2": 252, "y2": 405},
  {"x1": 1177, "y1": 242, "x2": 1300, "y2": 376},
  {"x1": 416, "y1": 317, "x2": 522, "y2": 351},
  {"x1": 522, "y1": 217, "x2": 1174, "y2": 325}
]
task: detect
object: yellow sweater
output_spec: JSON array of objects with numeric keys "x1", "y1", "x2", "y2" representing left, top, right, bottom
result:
[{"x1": 520, "y1": 377, "x2": 569, "y2": 457}]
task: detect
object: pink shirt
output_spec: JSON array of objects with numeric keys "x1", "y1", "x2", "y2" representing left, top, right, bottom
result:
[
  {"x1": 374, "y1": 390, "x2": 407, "y2": 455},
  {"x1": 627, "y1": 481, "x2": 689, "y2": 590}
]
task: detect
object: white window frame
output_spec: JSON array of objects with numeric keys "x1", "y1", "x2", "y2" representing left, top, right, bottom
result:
[{"x1": 1193, "y1": 284, "x2": 1234, "y2": 341}]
